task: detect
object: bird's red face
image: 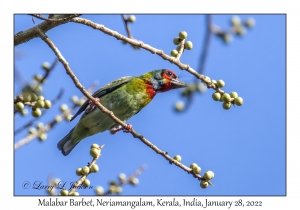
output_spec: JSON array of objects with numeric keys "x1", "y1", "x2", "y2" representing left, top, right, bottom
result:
[{"x1": 158, "y1": 70, "x2": 187, "y2": 92}]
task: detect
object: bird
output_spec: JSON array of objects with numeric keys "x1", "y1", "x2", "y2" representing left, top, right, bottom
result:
[{"x1": 57, "y1": 69, "x2": 187, "y2": 156}]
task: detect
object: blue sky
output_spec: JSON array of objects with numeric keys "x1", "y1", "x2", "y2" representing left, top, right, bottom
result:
[{"x1": 14, "y1": 14, "x2": 286, "y2": 196}]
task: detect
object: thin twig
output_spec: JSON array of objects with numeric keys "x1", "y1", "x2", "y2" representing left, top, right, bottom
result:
[
  {"x1": 175, "y1": 38, "x2": 185, "y2": 60},
  {"x1": 70, "y1": 17, "x2": 223, "y2": 94},
  {"x1": 121, "y1": 15, "x2": 133, "y2": 39},
  {"x1": 30, "y1": 14, "x2": 81, "y2": 22},
  {"x1": 68, "y1": 145, "x2": 104, "y2": 195},
  {"x1": 198, "y1": 14, "x2": 213, "y2": 75},
  {"x1": 36, "y1": 29, "x2": 205, "y2": 181}
]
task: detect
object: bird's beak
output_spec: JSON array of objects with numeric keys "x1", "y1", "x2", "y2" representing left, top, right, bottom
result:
[{"x1": 170, "y1": 79, "x2": 187, "y2": 89}]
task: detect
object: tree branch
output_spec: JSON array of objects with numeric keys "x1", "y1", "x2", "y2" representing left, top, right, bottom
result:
[
  {"x1": 14, "y1": 14, "x2": 80, "y2": 46},
  {"x1": 30, "y1": 14, "x2": 81, "y2": 22},
  {"x1": 36, "y1": 29, "x2": 206, "y2": 181},
  {"x1": 70, "y1": 17, "x2": 224, "y2": 94}
]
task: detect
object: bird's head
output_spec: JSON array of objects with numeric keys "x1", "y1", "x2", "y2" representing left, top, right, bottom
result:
[{"x1": 142, "y1": 69, "x2": 187, "y2": 93}]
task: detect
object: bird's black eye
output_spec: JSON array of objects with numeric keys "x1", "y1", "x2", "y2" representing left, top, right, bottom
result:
[{"x1": 165, "y1": 71, "x2": 175, "y2": 78}]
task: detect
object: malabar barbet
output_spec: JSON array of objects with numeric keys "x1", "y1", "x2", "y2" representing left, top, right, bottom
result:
[{"x1": 57, "y1": 69, "x2": 187, "y2": 156}]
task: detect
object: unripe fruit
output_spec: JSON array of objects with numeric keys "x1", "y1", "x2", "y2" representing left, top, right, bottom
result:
[
  {"x1": 193, "y1": 166, "x2": 201, "y2": 174},
  {"x1": 65, "y1": 115, "x2": 72, "y2": 121},
  {"x1": 118, "y1": 173, "x2": 126, "y2": 182},
  {"x1": 76, "y1": 168, "x2": 82, "y2": 176},
  {"x1": 38, "y1": 133, "x2": 47, "y2": 141},
  {"x1": 127, "y1": 15, "x2": 136, "y2": 22},
  {"x1": 91, "y1": 144, "x2": 99, "y2": 149},
  {"x1": 179, "y1": 31, "x2": 188, "y2": 39},
  {"x1": 70, "y1": 191, "x2": 79, "y2": 196},
  {"x1": 90, "y1": 148, "x2": 100, "y2": 158},
  {"x1": 81, "y1": 166, "x2": 90, "y2": 175},
  {"x1": 60, "y1": 104, "x2": 68, "y2": 112},
  {"x1": 221, "y1": 93, "x2": 231, "y2": 102},
  {"x1": 231, "y1": 16, "x2": 241, "y2": 26},
  {"x1": 115, "y1": 186, "x2": 122, "y2": 194},
  {"x1": 200, "y1": 180, "x2": 209, "y2": 188},
  {"x1": 23, "y1": 92, "x2": 31, "y2": 102},
  {"x1": 216, "y1": 80, "x2": 225, "y2": 88},
  {"x1": 176, "y1": 45, "x2": 182, "y2": 52},
  {"x1": 30, "y1": 93, "x2": 38, "y2": 102},
  {"x1": 245, "y1": 18, "x2": 255, "y2": 28},
  {"x1": 211, "y1": 80, "x2": 217, "y2": 86},
  {"x1": 223, "y1": 33, "x2": 233, "y2": 43},
  {"x1": 212, "y1": 92, "x2": 221, "y2": 101},
  {"x1": 109, "y1": 180, "x2": 117, "y2": 186},
  {"x1": 34, "y1": 74, "x2": 42, "y2": 82},
  {"x1": 173, "y1": 37, "x2": 181, "y2": 45},
  {"x1": 42, "y1": 62, "x2": 50, "y2": 70},
  {"x1": 222, "y1": 102, "x2": 231, "y2": 110},
  {"x1": 230, "y1": 92, "x2": 238, "y2": 99},
  {"x1": 174, "y1": 101, "x2": 185, "y2": 112},
  {"x1": 36, "y1": 122, "x2": 44, "y2": 130},
  {"x1": 60, "y1": 189, "x2": 69, "y2": 196},
  {"x1": 174, "y1": 155, "x2": 182, "y2": 162},
  {"x1": 15, "y1": 102, "x2": 24, "y2": 111},
  {"x1": 235, "y1": 26, "x2": 246, "y2": 36},
  {"x1": 21, "y1": 109, "x2": 28, "y2": 116},
  {"x1": 77, "y1": 99, "x2": 85, "y2": 106},
  {"x1": 32, "y1": 108, "x2": 42, "y2": 117},
  {"x1": 203, "y1": 170, "x2": 214, "y2": 180},
  {"x1": 95, "y1": 186, "x2": 104, "y2": 195},
  {"x1": 44, "y1": 100, "x2": 51, "y2": 109},
  {"x1": 129, "y1": 177, "x2": 139, "y2": 185},
  {"x1": 184, "y1": 41, "x2": 193, "y2": 50},
  {"x1": 55, "y1": 116, "x2": 62, "y2": 123},
  {"x1": 71, "y1": 95, "x2": 78, "y2": 104},
  {"x1": 35, "y1": 100, "x2": 45, "y2": 108},
  {"x1": 28, "y1": 127, "x2": 36, "y2": 134},
  {"x1": 38, "y1": 96, "x2": 44, "y2": 101},
  {"x1": 82, "y1": 179, "x2": 90, "y2": 187},
  {"x1": 90, "y1": 164, "x2": 99, "y2": 173},
  {"x1": 190, "y1": 163, "x2": 198, "y2": 170},
  {"x1": 234, "y1": 97, "x2": 243, "y2": 106},
  {"x1": 171, "y1": 50, "x2": 178, "y2": 57}
]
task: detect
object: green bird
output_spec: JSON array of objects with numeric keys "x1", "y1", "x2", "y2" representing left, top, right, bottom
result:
[{"x1": 57, "y1": 69, "x2": 187, "y2": 156}]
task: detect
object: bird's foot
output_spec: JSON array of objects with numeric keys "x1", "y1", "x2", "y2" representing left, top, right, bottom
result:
[
  {"x1": 110, "y1": 125, "x2": 122, "y2": 135},
  {"x1": 109, "y1": 124, "x2": 132, "y2": 134},
  {"x1": 122, "y1": 124, "x2": 132, "y2": 133},
  {"x1": 86, "y1": 98, "x2": 100, "y2": 113}
]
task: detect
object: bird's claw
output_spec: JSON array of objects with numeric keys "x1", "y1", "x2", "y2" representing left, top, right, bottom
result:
[
  {"x1": 122, "y1": 124, "x2": 132, "y2": 133},
  {"x1": 109, "y1": 124, "x2": 132, "y2": 134},
  {"x1": 86, "y1": 98, "x2": 100, "y2": 113}
]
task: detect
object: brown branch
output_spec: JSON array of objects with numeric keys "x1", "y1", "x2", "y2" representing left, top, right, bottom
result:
[
  {"x1": 36, "y1": 29, "x2": 205, "y2": 181},
  {"x1": 70, "y1": 17, "x2": 223, "y2": 94},
  {"x1": 175, "y1": 38, "x2": 185, "y2": 60},
  {"x1": 14, "y1": 14, "x2": 80, "y2": 46},
  {"x1": 121, "y1": 15, "x2": 133, "y2": 39},
  {"x1": 30, "y1": 14, "x2": 81, "y2": 22},
  {"x1": 68, "y1": 145, "x2": 104, "y2": 195},
  {"x1": 198, "y1": 14, "x2": 213, "y2": 75},
  {"x1": 14, "y1": 88, "x2": 64, "y2": 135}
]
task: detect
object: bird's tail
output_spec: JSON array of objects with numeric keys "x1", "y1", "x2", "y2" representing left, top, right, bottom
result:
[{"x1": 57, "y1": 128, "x2": 79, "y2": 156}]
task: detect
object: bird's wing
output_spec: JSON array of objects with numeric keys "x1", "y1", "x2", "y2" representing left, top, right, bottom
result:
[{"x1": 70, "y1": 76, "x2": 133, "y2": 121}]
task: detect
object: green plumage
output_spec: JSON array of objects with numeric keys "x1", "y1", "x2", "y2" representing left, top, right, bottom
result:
[{"x1": 57, "y1": 69, "x2": 186, "y2": 156}]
